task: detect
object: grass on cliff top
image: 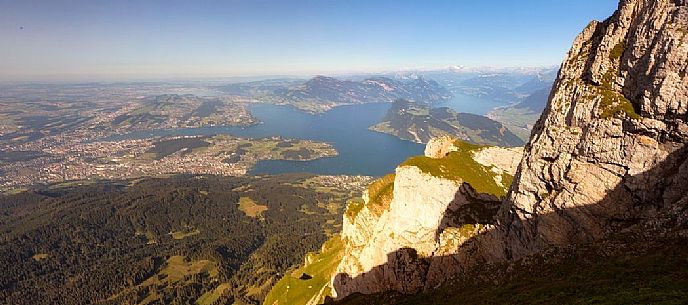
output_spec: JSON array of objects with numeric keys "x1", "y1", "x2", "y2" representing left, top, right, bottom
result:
[
  {"x1": 400, "y1": 141, "x2": 510, "y2": 198},
  {"x1": 263, "y1": 236, "x2": 344, "y2": 305},
  {"x1": 345, "y1": 174, "x2": 395, "y2": 220},
  {"x1": 345, "y1": 198, "x2": 366, "y2": 220},
  {"x1": 365, "y1": 174, "x2": 395, "y2": 217}
]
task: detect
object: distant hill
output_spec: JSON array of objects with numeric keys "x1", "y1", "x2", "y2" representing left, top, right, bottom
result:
[
  {"x1": 279, "y1": 76, "x2": 453, "y2": 105},
  {"x1": 391, "y1": 67, "x2": 558, "y2": 105},
  {"x1": 513, "y1": 88, "x2": 551, "y2": 112},
  {"x1": 487, "y1": 88, "x2": 551, "y2": 140},
  {"x1": 370, "y1": 99, "x2": 524, "y2": 146},
  {"x1": 110, "y1": 94, "x2": 256, "y2": 130}
]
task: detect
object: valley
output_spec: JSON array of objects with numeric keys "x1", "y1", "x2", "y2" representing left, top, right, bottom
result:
[
  {"x1": 0, "y1": 174, "x2": 372, "y2": 305},
  {"x1": 0, "y1": 69, "x2": 563, "y2": 305}
]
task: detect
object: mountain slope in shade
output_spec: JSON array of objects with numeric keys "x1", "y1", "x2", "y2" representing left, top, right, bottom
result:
[
  {"x1": 333, "y1": 231, "x2": 688, "y2": 305},
  {"x1": 370, "y1": 99, "x2": 524, "y2": 147}
]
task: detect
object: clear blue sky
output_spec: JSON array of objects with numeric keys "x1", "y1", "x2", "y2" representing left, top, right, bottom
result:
[{"x1": 0, "y1": 0, "x2": 619, "y2": 81}]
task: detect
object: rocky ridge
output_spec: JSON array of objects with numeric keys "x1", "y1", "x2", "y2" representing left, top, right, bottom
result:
[
  {"x1": 498, "y1": 0, "x2": 688, "y2": 259},
  {"x1": 328, "y1": 0, "x2": 688, "y2": 300}
]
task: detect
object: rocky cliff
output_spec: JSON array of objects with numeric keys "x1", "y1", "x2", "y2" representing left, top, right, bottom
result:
[
  {"x1": 499, "y1": 0, "x2": 688, "y2": 259},
  {"x1": 331, "y1": 138, "x2": 522, "y2": 298},
  {"x1": 327, "y1": 0, "x2": 688, "y2": 300}
]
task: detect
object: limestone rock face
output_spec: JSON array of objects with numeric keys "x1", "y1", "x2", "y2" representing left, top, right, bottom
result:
[
  {"x1": 331, "y1": 142, "x2": 522, "y2": 298},
  {"x1": 500, "y1": 0, "x2": 688, "y2": 258},
  {"x1": 424, "y1": 136, "x2": 459, "y2": 158},
  {"x1": 333, "y1": 166, "x2": 462, "y2": 297},
  {"x1": 473, "y1": 146, "x2": 524, "y2": 174}
]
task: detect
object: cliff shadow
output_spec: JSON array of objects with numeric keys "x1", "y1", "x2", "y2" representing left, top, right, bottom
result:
[
  {"x1": 433, "y1": 183, "x2": 503, "y2": 245},
  {"x1": 330, "y1": 142, "x2": 688, "y2": 302}
]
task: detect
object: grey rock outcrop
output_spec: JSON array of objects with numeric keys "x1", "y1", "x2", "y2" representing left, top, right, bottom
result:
[{"x1": 499, "y1": 0, "x2": 688, "y2": 259}]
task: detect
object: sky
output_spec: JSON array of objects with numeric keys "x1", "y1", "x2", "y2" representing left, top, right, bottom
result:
[{"x1": 0, "y1": 0, "x2": 619, "y2": 81}]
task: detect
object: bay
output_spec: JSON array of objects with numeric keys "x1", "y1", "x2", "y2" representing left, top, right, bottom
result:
[{"x1": 110, "y1": 103, "x2": 425, "y2": 177}]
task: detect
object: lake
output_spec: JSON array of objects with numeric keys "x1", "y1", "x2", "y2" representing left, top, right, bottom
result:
[
  {"x1": 111, "y1": 103, "x2": 425, "y2": 177},
  {"x1": 111, "y1": 94, "x2": 501, "y2": 176}
]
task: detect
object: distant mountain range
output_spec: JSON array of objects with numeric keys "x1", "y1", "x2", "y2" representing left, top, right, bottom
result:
[
  {"x1": 216, "y1": 75, "x2": 454, "y2": 113},
  {"x1": 391, "y1": 66, "x2": 558, "y2": 103},
  {"x1": 214, "y1": 68, "x2": 557, "y2": 117},
  {"x1": 278, "y1": 76, "x2": 453, "y2": 105},
  {"x1": 513, "y1": 69, "x2": 558, "y2": 95},
  {"x1": 216, "y1": 78, "x2": 304, "y2": 97},
  {"x1": 370, "y1": 99, "x2": 524, "y2": 146}
]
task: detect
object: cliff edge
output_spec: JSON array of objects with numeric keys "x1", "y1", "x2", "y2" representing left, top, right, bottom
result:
[{"x1": 263, "y1": 0, "x2": 688, "y2": 303}]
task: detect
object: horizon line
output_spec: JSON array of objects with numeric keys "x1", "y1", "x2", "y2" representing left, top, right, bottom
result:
[{"x1": 0, "y1": 64, "x2": 561, "y2": 84}]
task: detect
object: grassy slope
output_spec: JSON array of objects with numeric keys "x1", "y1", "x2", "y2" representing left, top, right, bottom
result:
[
  {"x1": 105, "y1": 255, "x2": 220, "y2": 305},
  {"x1": 196, "y1": 283, "x2": 231, "y2": 305},
  {"x1": 263, "y1": 237, "x2": 345, "y2": 305}
]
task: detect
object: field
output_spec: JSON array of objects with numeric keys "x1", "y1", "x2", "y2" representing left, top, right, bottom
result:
[
  {"x1": 263, "y1": 237, "x2": 345, "y2": 305},
  {"x1": 238, "y1": 196, "x2": 269, "y2": 218}
]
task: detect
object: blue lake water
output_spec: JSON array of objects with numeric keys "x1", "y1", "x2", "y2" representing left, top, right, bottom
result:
[
  {"x1": 110, "y1": 103, "x2": 425, "y2": 177},
  {"x1": 110, "y1": 95, "x2": 503, "y2": 176}
]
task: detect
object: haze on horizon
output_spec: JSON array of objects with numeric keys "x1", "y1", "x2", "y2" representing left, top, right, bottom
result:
[{"x1": 1, "y1": 0, "x2": 618, "y2": 82}]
